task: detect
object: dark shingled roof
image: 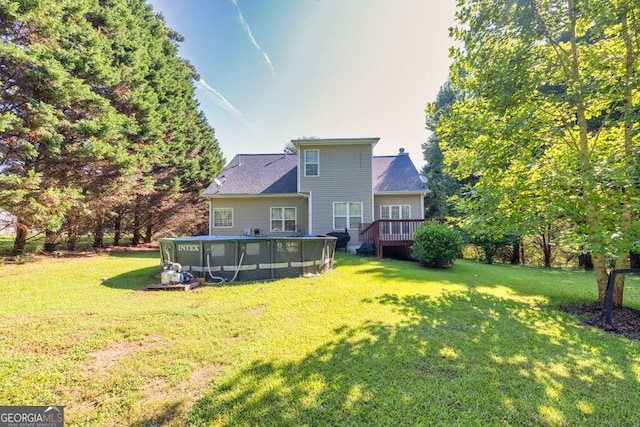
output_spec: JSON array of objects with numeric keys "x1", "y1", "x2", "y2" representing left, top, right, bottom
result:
[
  {"x1": 204, "y1": 152, "x2": 426, "y2": 196},
  {"x1": 203, "y1": 154, "x2": 298, "y2": 195},
  {"x1": 373, "y1": 154, "x2": 425, "y2": 192}
]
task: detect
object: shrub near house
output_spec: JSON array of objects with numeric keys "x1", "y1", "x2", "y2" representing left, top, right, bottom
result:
[{"x1": 411, "y1": 221, "x2": 463, "y2": 268}]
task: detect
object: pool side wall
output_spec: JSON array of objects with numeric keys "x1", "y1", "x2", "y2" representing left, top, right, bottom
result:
[{"x1": 159, "y1": 236, "x2": 337, "y2": 282}]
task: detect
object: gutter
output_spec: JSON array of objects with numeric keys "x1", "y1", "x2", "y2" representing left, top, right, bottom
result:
[
  {"x1": 374, "y1": 190, "x2": 428, "y2": 196},
  {"x1": 206, "y1": 193, "x2": 303, "y2": 198}
]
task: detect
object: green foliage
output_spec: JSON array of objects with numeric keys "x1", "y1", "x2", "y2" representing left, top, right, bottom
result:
[
  {"x1": 422, "y1": 81, "x2": 462, "y2": 218},
  {"x1": 411, "y1": 221, "x2": 463, "y2": 268},
  {"x1": 439, "y1": 0, "x2": 640, "y2": 302},
  {"x1": 469, "y1": 232, "x2": 519, "y2": 265},
  {"x1": 0, "y1": 0, "x2": 224, "y2": 252}
]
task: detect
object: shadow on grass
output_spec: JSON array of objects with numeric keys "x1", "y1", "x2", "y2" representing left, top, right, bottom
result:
[
  {"x1": 133, "y1": 402, "x2": 184, "y2": 427},
  {"x1": 102, "y1": 262, "x2": 160, "y2": 291},
  {"x1": 106, "y1": 250, "x2": 160, "y2": 259},
  {"x1": 188, "y1": 289, "x2": 640, "y2": 426}
]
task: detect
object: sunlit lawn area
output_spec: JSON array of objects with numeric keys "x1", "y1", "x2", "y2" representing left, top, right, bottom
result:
[{"x1": 1, "y1": 251, "x2": 639, "y2": 425}]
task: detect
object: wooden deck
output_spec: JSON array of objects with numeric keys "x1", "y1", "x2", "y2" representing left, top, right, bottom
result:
[{"x1": 358, "y1": 219, "x2": 425, "y2": 258}]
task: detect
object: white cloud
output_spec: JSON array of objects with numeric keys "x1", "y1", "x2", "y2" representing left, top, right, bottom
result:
[
  {"x1": 195, "y1": 79, "x2": 253, "y2": 128},
  {"x1": 231, "y1": 0, "x2": 275, "y2": 77}
]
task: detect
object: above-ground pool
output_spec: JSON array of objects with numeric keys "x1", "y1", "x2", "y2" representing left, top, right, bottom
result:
[{"x1": 159, "y1": 235, "x2": 337, "y2": 282}]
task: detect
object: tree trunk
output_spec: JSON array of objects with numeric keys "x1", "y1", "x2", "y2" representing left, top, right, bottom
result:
[
  {"x1": 593, "y1": 253, "x2": 610, "y2": 303},
  {"x1": 144, "y1": 213, "x2": 153, "y2": 244},
  {"x1": 510, "y1": 238, "x2": 521, "y2": 265},
  {"x1": 66, "y1": 232, "x2": 77, "y2": 251},
  {"x1": 132, "y1": 203, "x2": 141, "y2": 246},
  {"x1": 541, "y1": 231, "x2": 552, "y2": 268},
  {"x1": 44, "y1": 229, "x2": 58, "y2": 252},
  {"x1": 482, "y1": 244, "x2": 495, "y2": 264},
  {"x1": 578, "y1": 252, "x2": 593, "y2": 269},
  {"x1": 12, "y1": 221, "x2": 28, "y2": 255},
  {"x1": 567, "y1": 0, "x2": 612, "y2": 304},
  {"x1": 608, "y1": 6, "x2": 639, "y2": 309},
  {"x1": 93, "y1": 214, "x2": 104, "y2": 248},
  {"x1": 631, "y1": 252, "x2": 640, "y2": 269},
  {"x1": 611, "y1": 254, "x2": 630, "y2": 308},
  {"x1": 113, "y1": 213, "x2": 122, "y2": 246}
]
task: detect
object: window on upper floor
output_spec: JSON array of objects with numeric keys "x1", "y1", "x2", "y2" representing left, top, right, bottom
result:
[
  {"x1": 304, "y1": 149, "x2": 319, "y2": 177},
  {"x1": 333, "y1": 202, "x2": 362, "y2": 230},
  {"x1": 270, "y1": 207, "x2": 296, "y2": 232},
  {"x1": 213, "y1": 208, "x2": 233, "y2": 228}
]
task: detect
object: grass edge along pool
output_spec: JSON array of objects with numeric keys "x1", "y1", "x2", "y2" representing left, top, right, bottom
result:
[{"x1": 159, "y1": 235, "x2": 337, "y2": 282}]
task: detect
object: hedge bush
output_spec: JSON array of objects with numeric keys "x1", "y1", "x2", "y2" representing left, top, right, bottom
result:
[{"x1": 411, "y1": 221, "x2": 463, "y2": 268}]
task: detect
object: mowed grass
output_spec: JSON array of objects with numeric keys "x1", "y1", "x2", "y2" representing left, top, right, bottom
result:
[{"x1": 1, "y1": 252, "x2": 639, "y2": 426}]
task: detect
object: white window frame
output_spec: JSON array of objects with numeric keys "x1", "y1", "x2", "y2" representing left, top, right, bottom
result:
[
  {"x1": 333, "y1": 202, "x2": 363, "y2": 231},
  {"x1": 304, "y1": 149, "x2": 319, "y2": 177},
  {"x1": 270, "y1": 207, "x2": 297, "y2": 232},
  {"x1": 213, "y1": 207, "x2": 233, "y2": 228}
]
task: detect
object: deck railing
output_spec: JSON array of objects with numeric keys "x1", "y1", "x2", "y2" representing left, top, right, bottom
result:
[{"x1": 359, "y1": 219, "x2": 426, "y2": 255}]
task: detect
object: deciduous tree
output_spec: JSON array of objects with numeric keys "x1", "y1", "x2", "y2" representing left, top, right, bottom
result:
[{"x1": 441, "y1": 0, "x2": 640, "y2": 306}]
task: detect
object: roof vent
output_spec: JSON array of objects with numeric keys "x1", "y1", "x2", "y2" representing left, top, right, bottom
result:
[{"x1": 399, "y1": 148, "x2": 405, "y2": 154}]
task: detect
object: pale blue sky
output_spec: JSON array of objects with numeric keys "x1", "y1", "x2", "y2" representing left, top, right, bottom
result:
[{"x1": 148, "y1": 0, "x2": 456, "y2": 167}]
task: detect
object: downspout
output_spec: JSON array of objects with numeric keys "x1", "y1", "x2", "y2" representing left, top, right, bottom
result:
[
  {"x1": 297, "y1": 191, "x2": 311, "y2": 234},
  {"x1": 370, "y1": 148, "x2": 375, "y2": 225},
  {"x1": 296, "y1": 152, "x2": 312, "y2": 234},
  {"x1": 208, "y1": 198, "x2": 214, "y2": 236},
  {"x1": 308, "y1": 191, "x2": 312, "y2": 234}
]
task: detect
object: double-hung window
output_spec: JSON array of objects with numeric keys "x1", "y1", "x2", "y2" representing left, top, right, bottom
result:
[
  {"x1": 270, "y1": 207, "x2": 296, "y2": 232},
  {"x1": 304, "y1": 149, "x2": 319, "y2": 176},
  {"x1": 213, "y1": 208, "x2": 233, "y2": 228},
  {"x1": 333, "y1": 202, "x2": 363, "y2": 230}
]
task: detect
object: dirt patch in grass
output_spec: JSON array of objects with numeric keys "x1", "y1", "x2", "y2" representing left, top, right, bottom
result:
[
  {"x1": 562, "y1": 302, "x2": 640, "y2": 340},
  {"x1": 142, "y1": 366, "x2": 222, "y2": 401},
  {"x1": 84, "y1": 340, "x2": 159, "y2": 372},
  {"x1": 139, "y1": 365, "x2": 224, "y2": 426},
  {"x1": 248, "y1": 304, "x2": 266, "y2": 316}
]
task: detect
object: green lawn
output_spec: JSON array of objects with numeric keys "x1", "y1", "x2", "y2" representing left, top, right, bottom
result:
[{"x1": 0, "y1": 252, "x2": 639, "y2": 426}]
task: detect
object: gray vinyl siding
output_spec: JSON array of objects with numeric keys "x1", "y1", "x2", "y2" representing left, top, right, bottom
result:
[
  {"x1": 209, "y1": 196, "x2": 308, "y2": 236},
  {"x1": 299, "y1": 144, "x2": 374, "y2": 246},
  {"x1": 374, "y1": 194, "x2": 424, "y2": 220}
]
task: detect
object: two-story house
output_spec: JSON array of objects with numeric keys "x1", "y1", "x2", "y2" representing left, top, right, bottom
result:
[{"x1": 203, "y1": 137, "x2": 427, "y2": 253}]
